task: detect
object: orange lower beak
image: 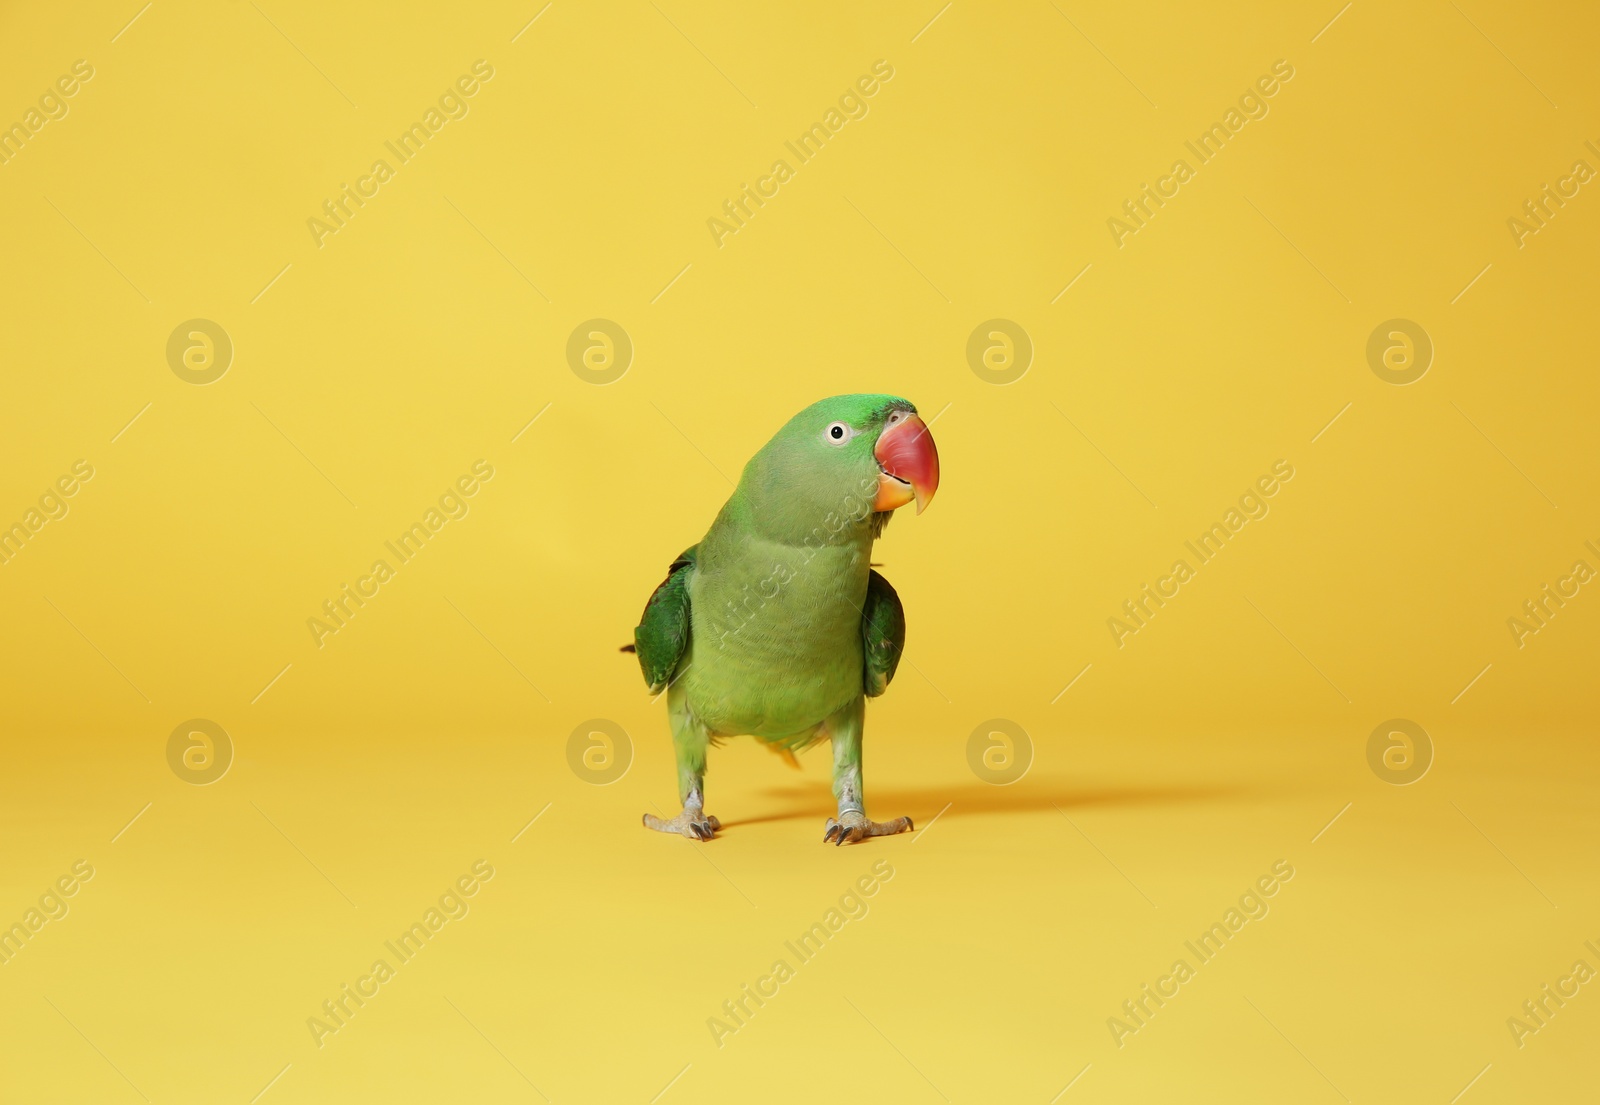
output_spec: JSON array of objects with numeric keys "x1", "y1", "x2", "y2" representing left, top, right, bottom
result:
[{"x1": 873, "y1": 414, "x2": 940, "y2": 513}]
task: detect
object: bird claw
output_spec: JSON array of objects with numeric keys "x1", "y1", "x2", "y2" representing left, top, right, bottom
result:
[
  {"x1": 822, "y1": 813, "x2": 914, "y2": 846},
  {"x1": 643, "y1": 809, "x2": 721, "y2": 841},
  {"x1": 689, "y1": 817, "x2": 720, "y2": 840}
]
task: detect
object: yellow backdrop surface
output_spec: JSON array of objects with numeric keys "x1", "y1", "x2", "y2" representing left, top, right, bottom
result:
[{"x1": 1, "y1": 1, "x2": 1597, "y2": 1102}]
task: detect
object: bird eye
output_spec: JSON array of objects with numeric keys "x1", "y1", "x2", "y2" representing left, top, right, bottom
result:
[{"x1": 824, "y1": 421, "x2": 852, "y2": 445}]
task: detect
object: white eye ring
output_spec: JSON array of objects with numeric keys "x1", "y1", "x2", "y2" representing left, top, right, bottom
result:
[{"x1": 824, "y1": 421, "x2": 854, "y2": 446}]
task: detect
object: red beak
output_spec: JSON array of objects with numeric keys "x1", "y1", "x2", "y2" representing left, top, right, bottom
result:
[{"x1": 873, "y1": 414, "x2": 940, "y2": 513}]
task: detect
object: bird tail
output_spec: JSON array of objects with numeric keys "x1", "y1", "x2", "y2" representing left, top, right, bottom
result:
[{"x1": 767, "y1": 744, "x2": 802, "y2": 770}]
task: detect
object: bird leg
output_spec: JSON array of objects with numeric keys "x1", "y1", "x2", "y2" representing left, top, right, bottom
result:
[
  {"x1": 643, "y1": 680, "x2": 720, "y2": 841},
  {"x1": 820, "y1": 697, "x2": 913, "y2": 846}
]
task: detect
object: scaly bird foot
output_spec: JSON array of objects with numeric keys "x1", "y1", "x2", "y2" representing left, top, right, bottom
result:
[
  {"x1": 643, "y1": 807, "x2": 721, "y2": 841},
  {"x1": 822, "y1": 810, "x2": 913, "y2": 846}
]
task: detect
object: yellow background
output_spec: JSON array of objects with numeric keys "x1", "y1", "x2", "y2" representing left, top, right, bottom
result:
[{"x1": 2, "y1": 0, "x2": 1598, "y2": 1101}]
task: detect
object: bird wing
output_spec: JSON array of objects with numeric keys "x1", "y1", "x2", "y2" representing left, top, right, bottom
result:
[
  {"x1": 632, "y1": 546, "x2": 697, "y2": 694},
  {"x1": 860, "y1": 569, "x2": 906, "y2": 698}
]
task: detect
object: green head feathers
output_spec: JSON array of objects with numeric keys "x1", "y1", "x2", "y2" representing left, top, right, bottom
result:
[{"x1": 734, "y1": 394, "x2": 930, "y2": 545}]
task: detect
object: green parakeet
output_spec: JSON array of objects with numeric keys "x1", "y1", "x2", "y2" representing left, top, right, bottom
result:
[{"x1": 626, "y1": 394, "x2": 940, "y2": 845}]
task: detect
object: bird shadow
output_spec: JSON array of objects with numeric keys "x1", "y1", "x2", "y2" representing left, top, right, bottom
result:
[{"x1": 716, "y1": 779, "x2": 1242, "y2": 830}]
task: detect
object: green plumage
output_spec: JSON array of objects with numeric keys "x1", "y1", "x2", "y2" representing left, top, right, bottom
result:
[
  {"x1": 860, "y1": 570, "x2": 905, "y2": 699},
  {"x1": 631, "y1": 394, "x2": 930, "y2": 842},
  {"x1": 631, "y1": 395, "x2": 911, "y2": 743},
  {"x1": 633, "y1": 547, "x2": 695, "y2": 694}
]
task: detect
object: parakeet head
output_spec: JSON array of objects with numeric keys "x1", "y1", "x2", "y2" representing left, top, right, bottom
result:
[{"x1": 738, "y1": 394, "x2": 940, "y2": 542}]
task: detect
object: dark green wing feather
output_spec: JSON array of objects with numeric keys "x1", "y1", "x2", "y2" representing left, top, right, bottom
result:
[
  {"x1": 861, "y1": 569, "x2": 906, "y2": 697},
  {"x1": 633, "y1": 546, "x2": 696, "y2": 693}
]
